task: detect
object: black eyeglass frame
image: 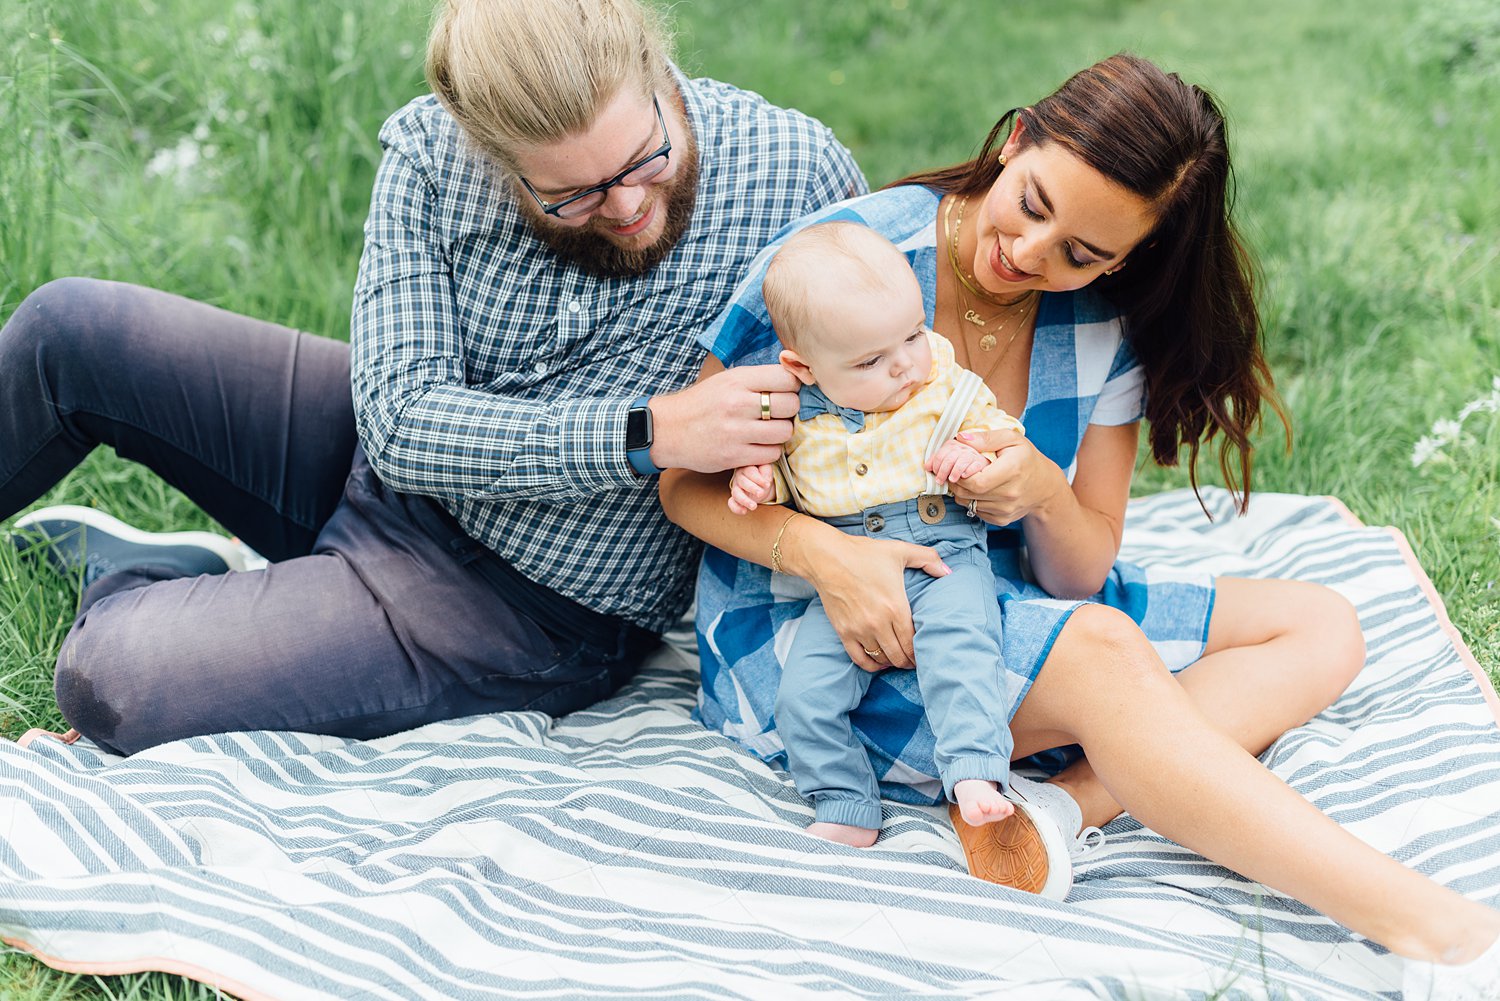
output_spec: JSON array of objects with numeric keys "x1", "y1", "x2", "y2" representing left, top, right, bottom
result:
[{"x1": 518, "y1": 96, "x2": 672, "y2": 219}]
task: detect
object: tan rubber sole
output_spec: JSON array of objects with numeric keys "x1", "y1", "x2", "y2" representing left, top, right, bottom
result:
[{"x1": 948, "y1": 801, "x2": 1052, "y2": 894}]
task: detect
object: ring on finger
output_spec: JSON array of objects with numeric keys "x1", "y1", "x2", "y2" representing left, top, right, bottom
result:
[
  {"x1": 966, "y1": 498, "x2": 979, "y2": 517},
  {"x1": 759, "y1": 391, "x2": 772, "y2": 421},
  {"x1": 862, "y1": 647, "x2": 882, "y2": 658}
]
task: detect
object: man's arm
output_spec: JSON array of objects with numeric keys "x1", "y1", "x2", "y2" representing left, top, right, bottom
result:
[
  {"x1": 349, "y1": 134, "x2": 800, "y2": 500},
  {"x1": 350, "y1": 136, "x2": 646, "y2": 502}
]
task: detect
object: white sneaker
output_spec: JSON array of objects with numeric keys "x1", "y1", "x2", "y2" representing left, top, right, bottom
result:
[
  {"x1": 12, "y1": 505, "x2": 250, "y2": 587},
  {"x1": 1404, "y1": 934, "x2": 1500, "y2": 1000},
  {"x1": 949, "y1": 774, "x2": 1103, "y2": 902},
  {"x1": 1009, "y1": 775, "x2": 1107, "y2": 857}
]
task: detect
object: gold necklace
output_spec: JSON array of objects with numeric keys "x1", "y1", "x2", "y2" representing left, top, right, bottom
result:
[
  {"x1": 944, "y1": 196, "x2": 1039, "y2": 349},
  {"x1": 943, "y1": 195, "x2": 1040, "y2": 355}
]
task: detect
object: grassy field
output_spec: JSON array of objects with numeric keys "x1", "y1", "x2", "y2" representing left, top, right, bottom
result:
[{"x1": 0, "y1": 0, "x2": 1496, "y2": 996}]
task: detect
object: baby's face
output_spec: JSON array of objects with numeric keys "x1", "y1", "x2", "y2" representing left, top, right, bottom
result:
[{"x1": 794, "y1": 270, "x2": 932, "y2": 414}]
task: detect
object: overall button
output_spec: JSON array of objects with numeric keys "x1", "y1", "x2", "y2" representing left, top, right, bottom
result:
[
  {"x1": 854, "y1": 462, "x2": 869, "y2": 476},
  {"x1": 864, "y1": 513, "x2": 885, "y2": 533},
  {"x1": 919, "y1": 494, "x2": 946, "y2": 524}
]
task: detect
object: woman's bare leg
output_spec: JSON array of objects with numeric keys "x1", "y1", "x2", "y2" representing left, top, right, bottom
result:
[
  {"x1": 1010, "y1": 602, "x2": 1500, "y2": 962},
  {"x1": 1036, "y1": 578, "x2": 1366, "y2": 831}
]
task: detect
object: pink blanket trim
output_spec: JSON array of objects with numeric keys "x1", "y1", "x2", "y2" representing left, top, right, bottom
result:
[
  {"x1": 16, "y1": 728, "x2": 79, "y2": 750},
  {"x1": 1320, "y1": 494, "x2": 1500, "y2": 725},
  {"x1": 1, "y1": 936, "x2": 275, "y2": 1000}
]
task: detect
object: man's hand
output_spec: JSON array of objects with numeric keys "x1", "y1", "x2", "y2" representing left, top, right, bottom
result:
[
  {"x1": 926, "y1": 438, "x2": 990, "y2": 485},
  {"x1": 727, "y1": 464, "x2": 776, "y2": 514},
  {"x1": 649, "y1": 364, "x2": 801, "y2": 473}
]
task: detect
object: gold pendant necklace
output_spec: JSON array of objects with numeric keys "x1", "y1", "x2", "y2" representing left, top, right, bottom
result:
[{"x1": 943, "y1": 195, "x2": 1040, "y2": 361}]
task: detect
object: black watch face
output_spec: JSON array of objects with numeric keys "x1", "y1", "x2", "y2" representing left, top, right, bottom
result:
[{"x1": 626, "y1": 406, "x2": 652, "y2": 450}]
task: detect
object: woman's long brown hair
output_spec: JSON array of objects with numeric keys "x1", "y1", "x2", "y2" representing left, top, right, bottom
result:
[{"x1": 893, "y1": 53, "x2": 1286, "y2": 514}]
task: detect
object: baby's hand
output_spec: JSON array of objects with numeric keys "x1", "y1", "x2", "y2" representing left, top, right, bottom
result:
[
  {"x1": 728, "y1": 463, "x2": 776, "y2": 514},
  {"x1": 927, "y1": 439, "x2": 990, "y2": 485}
]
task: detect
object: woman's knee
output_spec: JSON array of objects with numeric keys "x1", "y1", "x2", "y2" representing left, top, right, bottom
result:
[
  {"x1": 1069, "y1": 602, "x2": 1162, "y2": 661},
  {"x1": 1014, "y1": 605, "x2": 1173, "y2": 741},
  {"x1": 1299, "y1": 582, "x2": 1366, "y2": 692},
  {"x1": 1045, "y1": 605, "x2": 1175, "y2": 693}
]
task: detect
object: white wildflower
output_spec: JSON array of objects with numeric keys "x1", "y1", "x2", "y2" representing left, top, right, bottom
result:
[
  {"x1": 1459, "y1": 397, "x2": 1500, "y2": 421},
  {"x1": 1411, "y1": 435, "x2": 1444, "y2": 467},
  {"x1": 1431, "y1": 417, "x2": 1463, "y2": 439},
  {"x1": 144, "y1": 137, "x2": 202, "y2": 178},
  {"x1": 1411, "y1": 375, "x2": 1500, "y2": 468}
]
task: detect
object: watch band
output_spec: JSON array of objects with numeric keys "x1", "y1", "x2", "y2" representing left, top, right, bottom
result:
[{"x1": 626, "y1": 396, "x2": 661, "y2": 476}]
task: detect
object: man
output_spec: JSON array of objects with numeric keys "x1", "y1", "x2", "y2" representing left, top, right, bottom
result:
[{"x1": 0, "y1": 0, "x2": 864, "y2": 754}]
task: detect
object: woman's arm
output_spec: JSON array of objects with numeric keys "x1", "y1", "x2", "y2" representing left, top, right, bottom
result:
[
  {"x1": 950, "y1": 421, "x2": 1137, "y2": 599},
  {"x1": 659, "y1": 360, "x2": 951, "y2": 671}
]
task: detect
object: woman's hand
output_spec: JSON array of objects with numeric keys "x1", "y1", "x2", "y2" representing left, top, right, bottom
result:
[
  {"x1": 785, "y1": 518, "x2": 951, "y2": 673},
  {"x1": 948, "y1": 429, "x2": 1068, "y2": 526},
  {"x1": 945, "y1": 422, "x2": 1138, "y2": 600}
]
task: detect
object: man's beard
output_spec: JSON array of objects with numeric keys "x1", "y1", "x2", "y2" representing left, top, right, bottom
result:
[{"x1": 523, "y1": 150, "x2": 700, "y2": 279}]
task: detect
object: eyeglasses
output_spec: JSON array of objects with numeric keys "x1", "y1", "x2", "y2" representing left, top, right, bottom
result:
[{"x1": 519, "y1": 96, "x2": 672, "y2": 220}]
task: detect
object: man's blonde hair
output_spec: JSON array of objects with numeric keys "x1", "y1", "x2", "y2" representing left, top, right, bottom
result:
[
  {"x1": 426, "y1": 0, "x2": 675, "y2": 173},
  {"x1": 763, "y1": 222, "x2": 912, "y2": 352}
]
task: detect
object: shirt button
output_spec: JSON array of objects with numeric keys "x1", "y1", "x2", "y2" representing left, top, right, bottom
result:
[
  {"x1": 854, "y1": 462, "x2": 869, "y2": 476},
  {"x1": 532, "y1": 361, "x2": 547, "y2": 375},
  {"x1": 566, "y1": 300, "x2": 582, "y2": 313}
]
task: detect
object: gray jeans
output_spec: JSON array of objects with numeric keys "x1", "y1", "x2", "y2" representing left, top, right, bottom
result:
[{"x1": 1, "y1": 278, "x2": 654, "y2": 754}]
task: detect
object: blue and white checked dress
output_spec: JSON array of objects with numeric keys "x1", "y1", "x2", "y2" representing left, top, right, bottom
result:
[
  {"x1": 349, "y1": 71, "x2": 865, "y2": 633},
  {"x1": 694, "y1": 185, "x2": 1217, "y2": 804}
]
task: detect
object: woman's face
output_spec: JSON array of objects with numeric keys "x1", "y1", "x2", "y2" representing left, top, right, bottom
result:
[{"x1": 968, "y1": 129, "x2": 1157, "y2": 295}]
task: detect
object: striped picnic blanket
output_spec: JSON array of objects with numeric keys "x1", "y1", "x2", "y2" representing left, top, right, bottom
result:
[{"x1": 2, "y1": 488, "x2": 1497, "y2": 1000}]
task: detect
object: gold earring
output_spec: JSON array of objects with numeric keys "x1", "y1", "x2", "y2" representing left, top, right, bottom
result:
[
  {"x1": 1104, "y1": 268, "x2": 1115, "y2": 276},
  {"x1": 998, "y1": 153, "x2": 1007, "y2": 167}
]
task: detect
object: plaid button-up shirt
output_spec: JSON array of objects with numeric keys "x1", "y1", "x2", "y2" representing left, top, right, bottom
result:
[{"x1": 350, "y1": 73, "x2": 865, "y2": 632}]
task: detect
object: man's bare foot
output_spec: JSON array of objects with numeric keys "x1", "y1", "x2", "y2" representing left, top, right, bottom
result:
[
  {"x1": 807, "y1": 822, "x2": 879, "y2": 847},
  {"x1": 954, "y1": 779, "x2": 1014, "y2": 826}
]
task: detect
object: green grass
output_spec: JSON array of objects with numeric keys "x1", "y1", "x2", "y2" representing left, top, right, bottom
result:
[{"x1": 0, "y1": 0, "x2": 1496, "y2": 996}]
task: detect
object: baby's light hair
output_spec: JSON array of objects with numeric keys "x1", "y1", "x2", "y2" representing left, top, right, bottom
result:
[{"x1": 762, "y1": 222, "x2": 913, "y2": 352}]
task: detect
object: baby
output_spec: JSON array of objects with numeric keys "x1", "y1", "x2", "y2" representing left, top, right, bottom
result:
[{"x1": 730, "y1": 220, "x2": 1037, "y2": 870}]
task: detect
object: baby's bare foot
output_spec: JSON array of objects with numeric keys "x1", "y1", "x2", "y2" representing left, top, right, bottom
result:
[
  {"x1": 954, "y1": 779, "x2": 1015, "y2": 826},
  {"x1": 807, "y1": 822, "x2": 879, "y2": 847}
]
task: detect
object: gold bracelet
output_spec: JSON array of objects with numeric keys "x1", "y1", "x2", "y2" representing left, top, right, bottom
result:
[{"x1": 770, "y1": 512, "x2": 798, "y2": 574}]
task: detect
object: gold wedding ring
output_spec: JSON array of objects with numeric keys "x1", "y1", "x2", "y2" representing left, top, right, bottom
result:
[
  {"x1": 759, "y1": 391, "x2": 772, "y2": 420},
  {"x1": 863, "y1": 647, "x2": 881, "y2": 657}
]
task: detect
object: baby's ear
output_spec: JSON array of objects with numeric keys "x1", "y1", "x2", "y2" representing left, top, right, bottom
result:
[{"x1": 778, "y1": 349, "x2": 817, "y2": 387}]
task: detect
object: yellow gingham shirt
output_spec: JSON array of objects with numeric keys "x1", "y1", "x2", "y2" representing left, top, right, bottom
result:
[{"x1": 774, "y1": 332, "x2": 1023, "y2": 517}]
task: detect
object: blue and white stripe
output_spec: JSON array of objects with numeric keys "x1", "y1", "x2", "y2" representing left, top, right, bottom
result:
[{"x1": 1, "y1": 488, "x2": 1498, "y2": 999}]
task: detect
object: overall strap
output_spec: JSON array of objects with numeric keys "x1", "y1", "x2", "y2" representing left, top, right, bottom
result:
[
  {"x1": 921, "y1": 368, "x2": 984, "y2": 497},
  {"x1": 775, "y1": 455, "x2": 807, "y2": 512}
]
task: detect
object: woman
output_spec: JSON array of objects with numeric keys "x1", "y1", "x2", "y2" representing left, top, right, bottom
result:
[{"x1": 660, "y1": 53, "x2": 1499, "y2": 994}]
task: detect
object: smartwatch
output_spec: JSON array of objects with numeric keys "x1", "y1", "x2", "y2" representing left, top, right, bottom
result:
[{"x1": 626, "y1": 396, "x2": 661, "y2": 476}]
